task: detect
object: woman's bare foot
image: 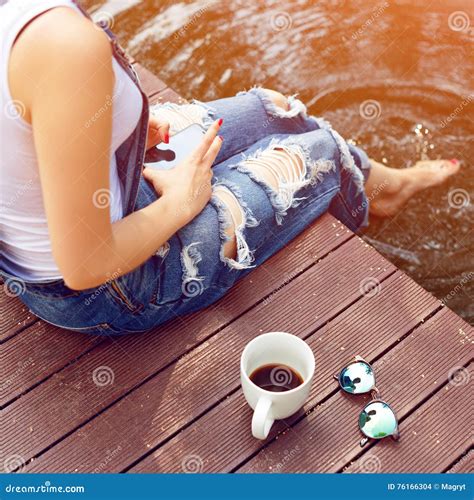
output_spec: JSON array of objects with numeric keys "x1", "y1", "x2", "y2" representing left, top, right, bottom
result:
[{"x1": 366, "y1": 158, "x2": 461, "y2": 217}]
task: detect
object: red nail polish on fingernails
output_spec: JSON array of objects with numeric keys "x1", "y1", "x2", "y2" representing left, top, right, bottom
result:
[
  {"x1": 164, "y1": 134, "x2": 170, "y2": 144},
  {"x1": 450, "y1": 158, "x2": 459, "y2": 164},
  {"x1": 218, "y1": 118, "x2": 223, "y2": 126}
]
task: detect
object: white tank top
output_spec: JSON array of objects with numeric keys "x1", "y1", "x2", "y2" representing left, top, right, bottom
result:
[{"x1": 0, "y1": 0, "x2": 143, "y2": 281}]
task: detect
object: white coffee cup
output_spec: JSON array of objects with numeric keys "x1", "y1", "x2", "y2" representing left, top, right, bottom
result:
[{"x1": 240, "y1": 331, "x2": 315, "y2": 440}]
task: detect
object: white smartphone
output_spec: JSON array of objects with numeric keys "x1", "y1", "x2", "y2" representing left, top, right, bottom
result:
[{"x1": 144, "y1": 123, "x2": 206, "y2": 170}]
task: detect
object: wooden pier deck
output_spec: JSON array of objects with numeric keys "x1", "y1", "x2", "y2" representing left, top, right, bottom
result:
[{"x1": 1, "y1": 63, "x2": 472, "y2": 475}]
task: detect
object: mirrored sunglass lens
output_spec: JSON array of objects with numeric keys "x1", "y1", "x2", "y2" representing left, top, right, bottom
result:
[
  {"x1": 339, "y1": 361, "x2": 375, "y2": 394},
  {"x1": 359, "y1": 401, "x2": 397, "y2": 439}
]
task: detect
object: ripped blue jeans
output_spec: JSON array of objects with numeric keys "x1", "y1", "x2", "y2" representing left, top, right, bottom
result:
[{"x1": 14, "y1": 89, "x2": 371, "y2": 334}]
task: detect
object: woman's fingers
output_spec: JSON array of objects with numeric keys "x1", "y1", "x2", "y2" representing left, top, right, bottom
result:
[
  {"x1": 157, "y1": 121, "x2": 170, "y2": 144},
  {"x1": 147, "y1": 116, "x2": 170, "y2": 149},
  {"x1": 202, "y1": 135, "x2": 223, "y2": 167},
  {"x1": 192, "y1": 119, "x2": 223, "y2": 161}
]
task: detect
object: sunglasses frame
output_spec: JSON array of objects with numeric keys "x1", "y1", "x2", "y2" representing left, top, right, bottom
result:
[{"x1": 334, "y1": 355, "x2": 400, "y2": 446}]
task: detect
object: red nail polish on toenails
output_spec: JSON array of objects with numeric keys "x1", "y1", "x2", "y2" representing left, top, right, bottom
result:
[
  {"x1": 218, "y1": 118, "x2": 223, "y2": 126},
  {"x1": 450, "y1": 159, "x2": 459, "y2": 164}
]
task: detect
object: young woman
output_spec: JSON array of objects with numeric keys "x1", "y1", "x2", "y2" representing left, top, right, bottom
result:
[{"x1": 0, "y1": 0, "x2": 460, "y2": 334}]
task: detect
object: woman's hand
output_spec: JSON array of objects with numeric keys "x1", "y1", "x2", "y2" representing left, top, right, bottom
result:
[
  {"x1": 146, "y1": 114, "x2": 170, "y2": 150},
  {"x1": 143, "y1": 119, "x2": 223, "y2": 225}
]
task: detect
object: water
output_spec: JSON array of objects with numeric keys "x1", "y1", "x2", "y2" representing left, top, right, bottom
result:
[{"x1": 84, "y1": 0, "x2": 473, "y2": 323}]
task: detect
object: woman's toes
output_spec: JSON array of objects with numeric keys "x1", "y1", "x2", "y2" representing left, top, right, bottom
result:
[
  {"x1": 413, "y1": 159, "x2": 461, "y2": 184},
  {"x1": 444, "y1": 159, "x2": 461, "y2": 174},
  {"x1": 415, "y1": 158, "x2": 460, "y2": 173},
  {"x1": 437, "y1": 159, "x2": 460, "y2": 175}
]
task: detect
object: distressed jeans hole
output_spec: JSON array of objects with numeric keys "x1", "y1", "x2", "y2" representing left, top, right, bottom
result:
[
  {"x1": 213, "y1": 186, "x2": 244, "y2": 260},
  {"x1": 262, "y1": 88, "x2": 290, "y2": 112},
  {"x1": 243, "y1": 148, "x2": 304, "y2": 191}
]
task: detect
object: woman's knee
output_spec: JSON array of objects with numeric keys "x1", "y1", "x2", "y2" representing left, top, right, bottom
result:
[
  {"x1": 241, "y1": 147, "x2": 304, "y2": 190},
  {"x1": 261, "y1": 88, "x2": 289, "y2": 112}
]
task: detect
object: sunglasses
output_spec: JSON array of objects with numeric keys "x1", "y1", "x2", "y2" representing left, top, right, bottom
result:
[{"x1": 334, "y1": 356, "x2": 400, "y2": 447}]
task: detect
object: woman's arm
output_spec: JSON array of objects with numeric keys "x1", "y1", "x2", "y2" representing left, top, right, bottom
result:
[{"x1": 9, "y1": 8, "x2": 221, "y2": 290}]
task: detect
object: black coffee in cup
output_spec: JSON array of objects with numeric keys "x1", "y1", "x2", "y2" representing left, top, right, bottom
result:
[{"x1": 249, "y1": 363, "x2": 303, "y2": 392}]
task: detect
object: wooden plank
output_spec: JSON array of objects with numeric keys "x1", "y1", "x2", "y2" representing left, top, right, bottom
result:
[
  {"x1": 1, "y1": 323, "x2": 101, "y2": 406},
  {"x1": 447, "y1": 450, "x2": 473, "y2": 473},
  {"x1": 7, "y1": 215, "x2": 354, "y2": 471},
  {"x1": 131, "y1": 272, "x2": 441, "y2": 472},
  {"x1": 133, "y1": 62, "x2": 183, "y2": 104},
  {"x1": 150, "y1": 87, "x2": 186, "y2": 106},
  {"x1": 133, "y1": 63, "x2": 167, "y2": 98},
  {"x1": 238, "y1": 308, "x2": 471, "y2": 473},
  {"x1": 23, "y1": 238, "x2": 397, "y2": 472},
  {"x1": 0, "y1": 294, "x2": 36, "y2": 342},
  {"x1": 345, "y1": 365, "x2": 473, "y2": 473}
]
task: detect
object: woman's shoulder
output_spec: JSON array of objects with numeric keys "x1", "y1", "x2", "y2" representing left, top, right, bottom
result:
[
  {"x1": 9, "y1": 6, "x2": 113, "y2": 119},
  {"x1": 14, "y1": 6, "x2": 112, "y2": 64}
]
